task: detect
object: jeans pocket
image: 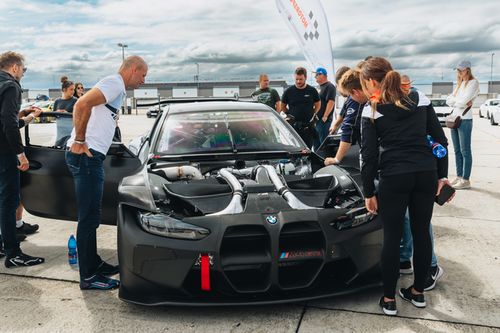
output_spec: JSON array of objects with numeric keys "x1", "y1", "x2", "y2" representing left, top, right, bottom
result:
[{"x1": 65, "y1": 151, "x2": 82, "y2": 175}]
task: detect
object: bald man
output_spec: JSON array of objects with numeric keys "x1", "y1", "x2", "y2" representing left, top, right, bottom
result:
[{"x1": 66, "y1": 55, "x2": 148, "y2": 290}]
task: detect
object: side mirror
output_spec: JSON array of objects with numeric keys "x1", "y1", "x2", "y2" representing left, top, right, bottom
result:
[
  {"x1": 108, "y1": 143, "x2": 135, "y2": 158},
  {"x1": 128, "y1": 134, "x2": 149, "y2": 156}
]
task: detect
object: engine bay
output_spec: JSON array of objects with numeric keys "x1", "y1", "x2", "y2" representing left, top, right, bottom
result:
[{"x1": 146, "y1": 155, "x2": 364, "y2": 219}]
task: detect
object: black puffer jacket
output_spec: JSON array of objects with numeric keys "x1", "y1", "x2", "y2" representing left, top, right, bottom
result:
[
  {"x1": 0, "y1": 70, "x2": 23, "y2": 155},
  {"x1": 360, "y1": 89, "x2": 448, "y2": 197}
]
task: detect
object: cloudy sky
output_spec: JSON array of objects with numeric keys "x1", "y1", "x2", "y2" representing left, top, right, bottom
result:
[{"x1": 1, "y1": 0, "x2": 499, "y2": 89}]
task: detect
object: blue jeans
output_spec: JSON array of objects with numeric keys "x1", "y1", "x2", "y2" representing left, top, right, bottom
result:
[
  {"x1": 65, "y1": 149, "x2": 106, "y2": 280},
  {"x1": 314, "y1": 117, "x2": 332, "y2": 150},
  {"x1": 451, "y1": 119, "x2": 473, "y2": 180},
  {"x1": 0, "y1": 153, "x2": 21, "y2": 256},
  {"x1": 400, "y1": 210, "x2": 438, "y2": 267}
]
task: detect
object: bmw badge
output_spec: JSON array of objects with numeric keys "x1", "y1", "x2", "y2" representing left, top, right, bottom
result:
[{"x1": 266, "y1": 215, "x2": 278, "y2": 225}]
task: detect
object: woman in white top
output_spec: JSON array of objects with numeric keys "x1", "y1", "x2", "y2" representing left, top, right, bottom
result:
[{"x1": 446, "y1": 60, "x2": 479, "y2": 189}]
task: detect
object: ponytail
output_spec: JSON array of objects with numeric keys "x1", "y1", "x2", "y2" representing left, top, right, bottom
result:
[
  {"x1": 359, "y1": 57, "x2": 412, "y2": 116},
  {"x1": 380, "y1": 70, "x2": 408, "y2": 109}
]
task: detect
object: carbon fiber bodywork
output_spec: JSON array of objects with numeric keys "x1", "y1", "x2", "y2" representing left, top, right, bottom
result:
[{"x1": 117, "y1": 185, "x2": 383, "y2": 306}]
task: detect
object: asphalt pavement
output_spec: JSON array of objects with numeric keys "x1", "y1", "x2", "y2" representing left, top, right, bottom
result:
[{"x1": 0, "y1": 108, "x2": 499, "y2": 332}]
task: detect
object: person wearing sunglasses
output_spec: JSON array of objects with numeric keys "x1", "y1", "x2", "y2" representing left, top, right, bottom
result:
[
  {"x1": 74, "y1": 82, "x2": 85, "y2": 99},
  {"x1": 0, "y1": 51, "x2": 45, "y2": 268}
]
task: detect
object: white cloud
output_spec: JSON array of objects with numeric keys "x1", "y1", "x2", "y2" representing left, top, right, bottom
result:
[{"x1": 0, "y1": 0, "x2": 498, "y2": 88}]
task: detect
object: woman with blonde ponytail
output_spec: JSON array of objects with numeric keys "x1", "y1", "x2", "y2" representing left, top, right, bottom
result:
[{"x1": 359, "y1": 57, "x2": 452, "y2": 316}]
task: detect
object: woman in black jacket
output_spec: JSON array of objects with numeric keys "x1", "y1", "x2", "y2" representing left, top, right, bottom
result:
[{"x1": 359, "y1": 57, "x2": 452, "y2": 316}]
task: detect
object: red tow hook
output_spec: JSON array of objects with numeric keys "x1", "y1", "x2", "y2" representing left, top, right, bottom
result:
[{"x1": 200, "y1": 254, "x2": 211, "y2": 291}]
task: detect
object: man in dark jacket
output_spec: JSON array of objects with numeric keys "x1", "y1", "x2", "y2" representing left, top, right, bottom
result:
[{"x1": 0, "y1": 51, "x2": 44, "y2": 267}]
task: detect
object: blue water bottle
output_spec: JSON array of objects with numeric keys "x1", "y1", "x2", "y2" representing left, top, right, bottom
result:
[
  {"x1": 68, "y1": 234, "x2": 78, "y2": 266},
  {"x1": 427, "y1": 135, "x2": 447, "y2": 159}
]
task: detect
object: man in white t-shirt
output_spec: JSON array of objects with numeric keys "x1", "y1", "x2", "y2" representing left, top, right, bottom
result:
[{"x1": 65, "y1": 56, "x2": 148, "y2": 290}]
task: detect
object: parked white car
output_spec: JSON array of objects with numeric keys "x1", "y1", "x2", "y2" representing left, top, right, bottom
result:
[
  {"x1": 479, "y1": 99, "x2": 500, "y2": 119},
  {"x1": 490, "y1": 105, "x2": 500, "y2": 126},
  {"x1": 430, "y1": 98, "x2": 453, "y2": 126}
]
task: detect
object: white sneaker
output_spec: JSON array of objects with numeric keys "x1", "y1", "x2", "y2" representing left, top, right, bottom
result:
[
  {"x1": 450, "y1": 177, "x2": 462, "y2": 186},
  {"x1": 453, "y1": 179, "x2": 471, "y2": 190}
]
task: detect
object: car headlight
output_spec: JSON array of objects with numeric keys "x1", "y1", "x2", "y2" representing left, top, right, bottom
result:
[
  {"x1": 139, "y1": 212, "x2": 210, "y2": 240},
  {"x1": 333, "y1": 207, "x2": 374, "y2": 230}
]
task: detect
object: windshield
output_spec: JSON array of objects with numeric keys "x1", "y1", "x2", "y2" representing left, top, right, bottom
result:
[
  {"x1": 155, "y1": 110, "x2": 303, "y2": 155},
  {"x1": 431, "y1": 100, "x2": 447, "y2": 107}
]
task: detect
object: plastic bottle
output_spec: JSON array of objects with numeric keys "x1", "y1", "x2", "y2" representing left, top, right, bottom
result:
[
  {"x1": 427, "y1": 135, "x2": 447, "y2": 159},
  {"x1": 68, "y1": 234, "x2": 78, "y2": 266}
]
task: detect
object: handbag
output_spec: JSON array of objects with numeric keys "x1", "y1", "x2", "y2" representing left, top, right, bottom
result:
[{"x1": 445, "y1": 106, "x2": 472, "y2": 129}]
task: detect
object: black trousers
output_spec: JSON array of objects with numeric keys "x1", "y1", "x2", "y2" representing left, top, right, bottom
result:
[
  {"x1": 294, "y1": 125, "x2": 317, "y2": 149},
  {"x1": 378, "y1": 170, "x2": 438, "y2": 298}
]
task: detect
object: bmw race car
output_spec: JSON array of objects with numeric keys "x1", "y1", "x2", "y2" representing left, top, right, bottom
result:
[{"x1": 21, "y1": 101, "x2": 382, "y2": 306}]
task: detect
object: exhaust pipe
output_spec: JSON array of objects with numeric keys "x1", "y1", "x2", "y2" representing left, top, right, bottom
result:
[
  {"x1": 262, "y1": 165, "x2": 316, "y2": 210},
  {"x1": 208, "y1": 168, "x2": 244, "y2": 216}
]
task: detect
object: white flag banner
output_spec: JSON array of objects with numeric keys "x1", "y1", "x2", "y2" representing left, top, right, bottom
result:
[{"x1": 276, "y1": 0, "x2": 334, "y2": 77}]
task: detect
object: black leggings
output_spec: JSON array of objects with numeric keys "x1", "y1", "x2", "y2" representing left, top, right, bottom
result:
[{"x1": 378, "y1": 170, "x2": 438, "y2": 298}]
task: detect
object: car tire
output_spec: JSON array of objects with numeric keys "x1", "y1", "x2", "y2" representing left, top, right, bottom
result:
[
  {"x1": 491, "y1": 115, "x2": 498, "y2": 126},
  {"x1": 487, "y1": 111, "x2": 490, "y2": 119},
  {"x1": 147, "y1": 114, "x2": 151, "y2": 118},
  {"x1": 479, "y1": 109, "x2": 483, "y2": 118}
]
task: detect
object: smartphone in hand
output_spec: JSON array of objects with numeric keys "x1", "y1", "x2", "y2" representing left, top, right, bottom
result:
[{"x1": 435, "y1": 184, "x2": 455, "y2": 206}]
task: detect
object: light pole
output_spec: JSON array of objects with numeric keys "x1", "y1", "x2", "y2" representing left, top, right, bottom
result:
[
  {"x1": 490, "y1": 53, "x2": 495, "y2": 95},
  {"x1": 491, "y1": 53, "x2": 495, "y2": 82},
  {"x1": 117, "y1": 43, "x2": 128, "y2": 114},
  {"x1": 117, "y1": 43, "x2": 128, "y2": 61},
  {"x1": 194, "y1": 62, "x2": 200, "y2": 89}
]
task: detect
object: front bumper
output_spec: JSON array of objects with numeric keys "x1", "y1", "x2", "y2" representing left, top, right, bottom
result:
[{"x1": 117, "y1": 205, "x2": 382, "y2": 306}]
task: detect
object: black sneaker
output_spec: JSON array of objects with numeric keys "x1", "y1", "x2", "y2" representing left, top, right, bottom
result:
[
  {"x1": 16, "y1": 234, "x2": 27, "y2": 242},
  {"x1": 424, "y1": 265, "x2": 444, "y2": 291},
  {"x1": 80, "y1": 274, "x2": 120, "y2": 290},
  {"x1": 400, "y1": 261, "x2": 413, "y2": 275},
  {"x1": 95, "y1": 261, "x2": 119, "y2": 276},
  {"x1": 399, "y1": 286, "x2": 426, "y2": 308},
  {"x1": 379, "y1": 296, "x2": 397, "y2": 316},
  {"x1": 16, "y1": 222, "x2": 39, "y2": 235},
  {"x1": 5, "y1": 252, "x2": 45, "y2": 268}
]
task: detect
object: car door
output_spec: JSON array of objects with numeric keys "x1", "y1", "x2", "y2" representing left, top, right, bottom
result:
[{"x1": 20, "y1": 113, "x2": 142, "y2": 225}]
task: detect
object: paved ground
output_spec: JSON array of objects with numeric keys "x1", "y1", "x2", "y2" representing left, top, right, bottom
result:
[{"x1": 1, "y1": 108, "x2": 499, "y2": 332}]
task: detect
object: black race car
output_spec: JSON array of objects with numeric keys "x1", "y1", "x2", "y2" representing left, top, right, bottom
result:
[{"x1": 21, "y1": 102, "x2": 382, "y2": 306}]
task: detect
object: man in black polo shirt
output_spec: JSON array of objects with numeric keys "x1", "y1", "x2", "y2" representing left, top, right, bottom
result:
[
  {"x1": 313, "y1": 67, "x2": 336, "y2": 150},
  {"x1": 281, "y1": 67, "x2": 320, "y2": 148}
]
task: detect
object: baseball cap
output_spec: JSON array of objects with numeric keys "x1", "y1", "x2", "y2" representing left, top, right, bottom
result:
[
  {"x1": 313, "y1": 67, "x2": 327, "y2": 76},
  {"x1": 454, "y1": 60, "x2": 471, "y2": 71}
]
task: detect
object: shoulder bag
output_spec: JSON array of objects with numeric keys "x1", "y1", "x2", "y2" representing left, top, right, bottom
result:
[{"x1": 445, "y1": 106, "x2": 472, "y2": 129}]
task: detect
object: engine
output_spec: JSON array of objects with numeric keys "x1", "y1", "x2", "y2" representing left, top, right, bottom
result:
[{"x1": 147, "y1": 157, "x2": 363, "y2": 218}]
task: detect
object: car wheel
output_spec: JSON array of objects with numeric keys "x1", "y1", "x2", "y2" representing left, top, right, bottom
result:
[
  {"x1": 479, "y1": 109, "x2": 483, "y2": 118},
  {"x1": 147, "y1": 114, "x2": 151, "y2": 118},
  {"x1": 487, "y1": 111, "x2": 490, "y2": 119},
  {"x1": 492, "y1": 115, "x2": 498, "y2": 126}
]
